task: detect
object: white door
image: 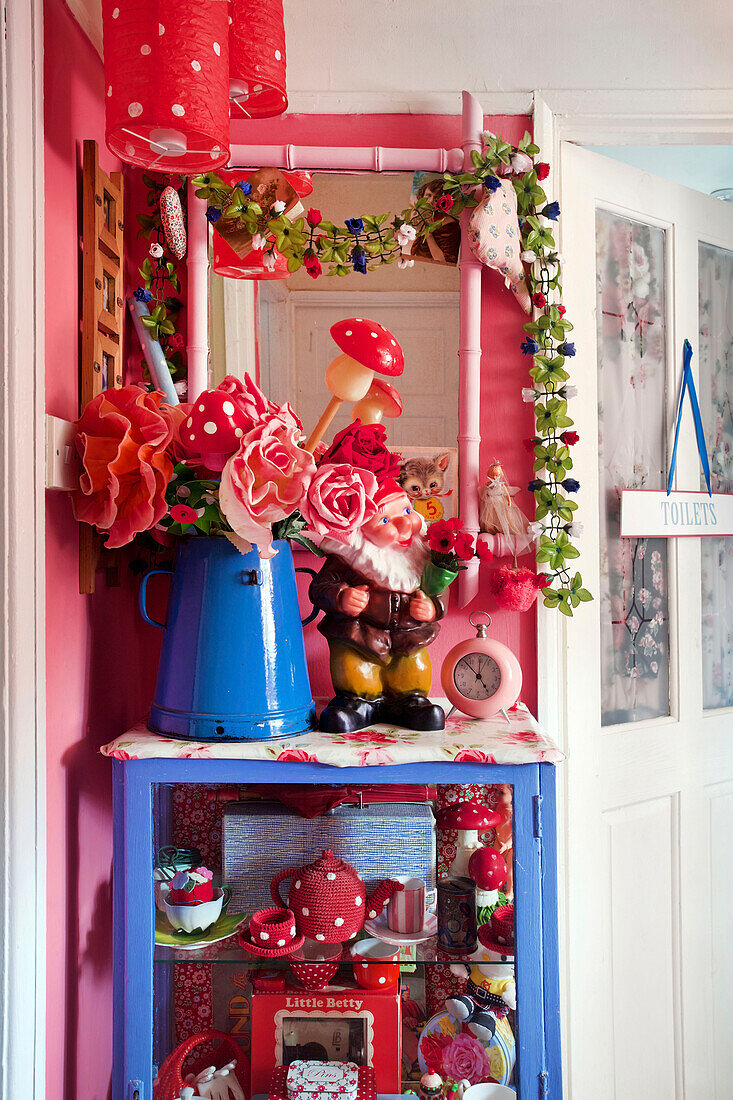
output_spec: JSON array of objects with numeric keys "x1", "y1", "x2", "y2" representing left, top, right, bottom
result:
[{"x1": 557, "y1": 144, "x2": 733, "y2": 1099}]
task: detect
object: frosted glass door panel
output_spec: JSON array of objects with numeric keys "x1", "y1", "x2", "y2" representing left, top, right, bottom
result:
[
  {"x1": 595, "y1": 210, "x2": 670, "y2": 725},
  {"x1": 698, "y1": 242, "x2": 733, "y2": 709}
]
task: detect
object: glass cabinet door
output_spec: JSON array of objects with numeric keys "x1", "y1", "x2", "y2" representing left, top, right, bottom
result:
[{"x1": 149, "y1": 781, "x2": 527, "y2": 1096}]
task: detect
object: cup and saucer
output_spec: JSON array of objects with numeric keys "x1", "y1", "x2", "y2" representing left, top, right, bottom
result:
[{"x1": 364, "y1": 876, "x2": 437, "y2": 945}]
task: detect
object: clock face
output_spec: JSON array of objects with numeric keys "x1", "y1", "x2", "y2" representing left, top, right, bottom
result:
[{"x1": 453, "y1": 653, "x2": 502, "y2": 700}]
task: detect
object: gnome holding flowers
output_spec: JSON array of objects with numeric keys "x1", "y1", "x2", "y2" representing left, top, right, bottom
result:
[{"x1": 303, "y1": 422, "x2": 448, "y2": 733}]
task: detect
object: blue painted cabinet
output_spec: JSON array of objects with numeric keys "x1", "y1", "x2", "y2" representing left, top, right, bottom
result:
[{"x1": 112, "y1": 758, "x2": 562, "y2": 1099}]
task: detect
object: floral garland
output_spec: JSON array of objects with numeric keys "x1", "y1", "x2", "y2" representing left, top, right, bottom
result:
[
  {"x1": 135, "y1": 173, "x2": 187, "y2": 388},
  {"x1": 189, "y1": 131, "x2": 589, "y2": 615}
]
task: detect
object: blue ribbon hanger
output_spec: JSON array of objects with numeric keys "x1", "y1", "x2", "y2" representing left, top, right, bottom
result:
[{"x1": 667, "y1": 339, "x2": 712, "y2": 497}]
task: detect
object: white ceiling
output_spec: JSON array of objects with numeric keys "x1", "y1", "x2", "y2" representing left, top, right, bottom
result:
[
  {"x1": 65, "y1": 0, "x2": 733, "y2": 98},
  {"x1": 284, "y1": 0, "x2": 733, "y2": 95}
]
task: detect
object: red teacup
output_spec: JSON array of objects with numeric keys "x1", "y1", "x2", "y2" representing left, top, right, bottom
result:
[{"x1": 350, "y1": 938, "x2": 400, "y2": 989}]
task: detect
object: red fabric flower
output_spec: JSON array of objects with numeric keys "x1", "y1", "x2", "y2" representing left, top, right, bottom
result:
[
  {"x1": 532, "y1": 291, "x2": 547, "y2": 308},
  {"x1": 560, "y1": 430, "x2": 579, "y2": 445},
  {"x1": 434, "y1": 194, "x2": 454, "y2": 212},
  {"x1": 522, "y1": 436, "x2": 540, "y2": 452},
  {"x1": 167, "y1": 332, "x2": 185, "y2": 349},
  {"x1": 71, "y1": 385, "x2": 177, "y2": 548},
  {"x1": 535, "y1": 573, "x2": 552, "y2": 589},
  {"x1": 306, "y1": 208, "x2": 322, "y2": 227},
  {"x1": 319, "y1": 422, "x2": 401, "y2": 482},
  {"x1": 304, "y1": 252, "x2": 322, "y2": 279},
  {"x1": 428, "y1": 519, "x2": 457, "y2": 553},
  {"x1": 535, "y1": 162, "x2": 550, "y2": 181},
  {"x1": 454, "y1": 749, "x2": 496, "y2": 763},
  {"x1": 453, "y1": 532, "x2": 475, "y2": 561},
  {"x1": 170, "y1": 503, "x2": 198, "y2": 524},
  {"x1": 475, "y1": 540, "x2": 494, "y2": 562},
  {"x1": 420, "y1": 1031, "x2": 453, "y2": 1073},
  {"x1": 557, "y1": 304, "x2": 567, "y2": 316}
]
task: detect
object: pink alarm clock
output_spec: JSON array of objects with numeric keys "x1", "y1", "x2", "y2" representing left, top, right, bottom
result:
[{"x1": 441, "y1": 612, "x2": 522, "y2": 720}]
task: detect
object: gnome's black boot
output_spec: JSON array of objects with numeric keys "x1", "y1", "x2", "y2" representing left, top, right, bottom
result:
[
  {"x1": 384, "y1": 692, "x2": 445, "y2": 731},
  {"x1": 318, "y1": 693, "x2": 384, "y2": 733}
]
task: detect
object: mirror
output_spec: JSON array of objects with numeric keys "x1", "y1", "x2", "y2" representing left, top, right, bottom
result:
[{"x1": 209, "y1": 172, "x2": 460, "y2": 459}]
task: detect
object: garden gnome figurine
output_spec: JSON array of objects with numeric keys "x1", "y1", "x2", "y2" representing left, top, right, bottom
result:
[{"x1": 306, "y1": 423, "x2": 446, "y2": 733}]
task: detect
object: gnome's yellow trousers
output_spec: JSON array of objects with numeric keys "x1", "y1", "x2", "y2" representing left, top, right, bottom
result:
[{"x1": 329, "y1": 640, "x2": 432, "y2": 699}]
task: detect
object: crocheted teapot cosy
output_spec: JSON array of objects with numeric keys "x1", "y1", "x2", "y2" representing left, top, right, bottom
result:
[{"x1": 270, "y1": 849, "x2": 402, "y2": 943}]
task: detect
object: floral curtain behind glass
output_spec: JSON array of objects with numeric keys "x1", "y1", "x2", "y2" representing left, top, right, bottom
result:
[
  {"x1": 699, "y1": 242, "x2": 733, "y2": 708},
  {"x1": 596, "y1": 210, "x2": 671, "y2": 725}
]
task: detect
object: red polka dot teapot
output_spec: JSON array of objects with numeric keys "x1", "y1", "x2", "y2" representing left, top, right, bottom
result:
[{"x1": 270, "y1": 849, "x2": 402, "y2": 943}]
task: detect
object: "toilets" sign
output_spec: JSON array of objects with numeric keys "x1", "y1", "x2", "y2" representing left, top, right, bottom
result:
[{"x1": 620, "y1": 490, "x2": 733, "y2": 538}]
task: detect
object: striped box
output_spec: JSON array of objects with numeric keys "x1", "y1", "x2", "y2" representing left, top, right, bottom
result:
[{"x1": 222, "y1": 802, "x2": 436, "y2": 915}]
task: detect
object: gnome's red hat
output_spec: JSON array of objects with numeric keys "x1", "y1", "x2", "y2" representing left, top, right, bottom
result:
[{"x1": 374, "y1": 478, "x2": 406, "y2": 504}]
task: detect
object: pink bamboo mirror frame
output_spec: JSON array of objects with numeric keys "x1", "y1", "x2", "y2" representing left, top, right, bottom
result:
[{"x1": 186, "y1": 91, "x2": 483, "y2": 607}]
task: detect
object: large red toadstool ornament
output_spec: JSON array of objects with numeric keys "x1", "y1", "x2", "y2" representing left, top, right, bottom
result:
[
  {"x1": 179, "y1": 390, "x2": 250, "y2": 472},
  {"x1": 468, "y1": 846, "x2": 507, "y2": 909},
  {"x1": 436, "y1": 801, "x2": 501, "y2": 878},
  {"x1": 305, "y1": 318, "x2": 404, "y2": 452}
]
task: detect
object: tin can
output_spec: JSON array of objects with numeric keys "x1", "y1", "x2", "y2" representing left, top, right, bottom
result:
[{"x1": 437, "y1": 876, "x2": 477, "y2": 954}]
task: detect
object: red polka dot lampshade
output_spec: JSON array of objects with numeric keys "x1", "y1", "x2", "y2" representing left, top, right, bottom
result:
[
  {"x1": 102, "y1": 0, "x2": 230, "y2": 172},
  {"x1": 229, "y1": 0, "x2": 288, "y2": 119}
]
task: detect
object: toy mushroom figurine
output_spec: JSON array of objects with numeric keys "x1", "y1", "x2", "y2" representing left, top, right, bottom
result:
[
  {"x1": 305, "y1": 317, "x2": 405, "y2": 452},
  {"x1": 350, "y1": 377, "x2": 403, "y2": 426},
  {"x1": 180, "y1": 390, "x2": 250, "y2": 472},
  {"x1": 468, "y1": 846, "x2": 508, "y2": 910},
  {"x1": 436, "y1": 801, "x2": 501, "y2": 878}
]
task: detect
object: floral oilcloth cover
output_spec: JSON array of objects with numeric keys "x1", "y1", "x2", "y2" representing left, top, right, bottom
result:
[{"x1": 101, "y1": 702, "x2": 563, "y2": 767}]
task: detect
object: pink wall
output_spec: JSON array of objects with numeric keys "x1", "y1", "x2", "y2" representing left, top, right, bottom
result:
[
  {"x1": 44, "y1": 1, "x2": 161, "y2": 1096},
  {"x1": 42, "y1": 45, "x2": 535, "y2": 1095},
  {"x1": 229, "y1": 112, "x2": 538, "y2": 711}
]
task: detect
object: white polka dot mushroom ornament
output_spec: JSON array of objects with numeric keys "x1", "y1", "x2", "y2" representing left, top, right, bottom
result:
[
  {"x1": 350, "y1": 377, "x2": 403, "y2": 427},
  {"x1": 304, "y1": 318, "x2": 405, "y2": 452},
  {"x1": 179, "y1": 390, "x2": 250, "y2": 472}
]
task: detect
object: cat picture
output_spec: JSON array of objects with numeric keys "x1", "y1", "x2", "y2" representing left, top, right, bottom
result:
[{"x1": 394, "y1": 446, "x2": 457, "y2": 524}]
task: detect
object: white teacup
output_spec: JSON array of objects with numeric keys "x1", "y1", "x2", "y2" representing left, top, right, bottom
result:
[
  {"x1": 387, "y1": 875, "x2": 426, "y2": 934},
  {"x1": 460, "y1": 1085, "x2": 515, "y2": 1100}
]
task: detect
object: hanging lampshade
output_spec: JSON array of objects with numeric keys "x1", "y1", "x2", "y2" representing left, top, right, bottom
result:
[
  {"x1": 213, "y1": 235, "x2": 289, "y2": 279},
  {"x1": 229, "y1": 0, "x2": 287, "y2": 119},
  {"x1": 103, "y1": 0, "x2": 231, "y2": 172}
]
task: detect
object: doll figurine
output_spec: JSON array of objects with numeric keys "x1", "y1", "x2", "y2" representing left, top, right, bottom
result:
[
  {"x1": 307, "y1": 424, "x2": 446, "y2": 734},
  {"x1": 445, "y1": 960, "x2": 516, "y2": 1042},
  {"x1": 478, "y1": 461, "x2": 537, "y2": 556}
]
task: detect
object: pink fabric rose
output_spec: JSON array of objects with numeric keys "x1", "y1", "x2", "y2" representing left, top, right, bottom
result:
[
  {"x1": 299, "y1": 462, "x2": 378, "y2": 545},
  {"x1": 219, "y1": 417, "x2": 316, "y2": 558},
  {"x1": 442, "y1": 1034, "x2": 492, "y2": 1085},
  {"x1": 218, "y1": 373, "x2": 302, "y2": 436}
]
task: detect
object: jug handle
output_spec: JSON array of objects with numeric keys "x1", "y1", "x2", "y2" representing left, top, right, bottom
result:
[
  {"x1": 295, "y1": 567, "x2": 319, "y2": 627},
  {"x1": 270, "y1": 866, "x2": 299, "y2": 908},
  {"x1": 139, "y1": 568, "x2": 173, "y2": 629}
]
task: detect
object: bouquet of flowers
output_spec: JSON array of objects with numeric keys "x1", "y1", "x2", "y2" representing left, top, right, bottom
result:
[
  {"x1": 421, "y1": 519, "x2": 493, "y2": 596},
  {"x1": 70, "y1": 377, "x2": 422, "y2": 563}
]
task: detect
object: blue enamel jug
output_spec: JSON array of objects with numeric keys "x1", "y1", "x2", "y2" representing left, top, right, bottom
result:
[{"x1": 139, "y1": 538, "x2": 316, "y2": 741}]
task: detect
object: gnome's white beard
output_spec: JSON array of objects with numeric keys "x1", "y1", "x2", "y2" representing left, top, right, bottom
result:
[{"x1": 319, "y1": 530, "x2": 430, "y2": 594}]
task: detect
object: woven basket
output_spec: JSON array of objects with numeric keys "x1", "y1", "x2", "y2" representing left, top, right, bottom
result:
[{"x1": 153, "y1": 1028, "x2": 245, "y2": 1100}]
